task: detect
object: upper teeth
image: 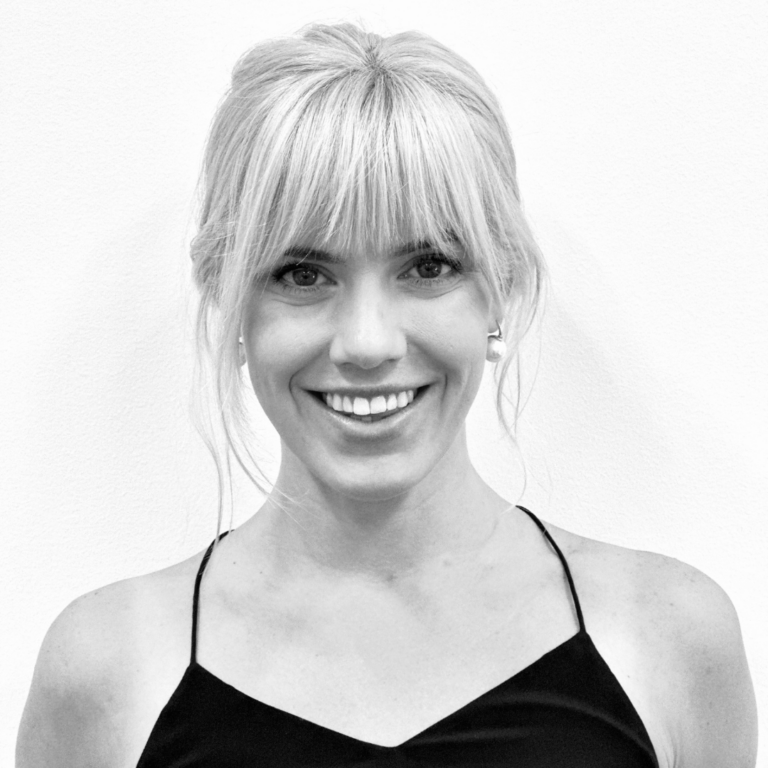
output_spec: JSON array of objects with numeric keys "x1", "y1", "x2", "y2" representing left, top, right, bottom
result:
[{"x1": 323, "y1": 390, "x2": 416, "y2": 415}]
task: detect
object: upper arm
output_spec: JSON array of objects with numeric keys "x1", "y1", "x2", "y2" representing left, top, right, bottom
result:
[
  {"x1": 16, "y1": 588, "x2": 138, "y2": 768},
  {"x1": 651, "y1": 561, "x2": 757, "y2": 768}
]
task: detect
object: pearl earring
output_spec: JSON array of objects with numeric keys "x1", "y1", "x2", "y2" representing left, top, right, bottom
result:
[
  {"x1": 486, "y1": 325, "x2": 506, "y2": 363},
  {"x1": 238, "y1": 337, "x2": 247, "y2": 367}
]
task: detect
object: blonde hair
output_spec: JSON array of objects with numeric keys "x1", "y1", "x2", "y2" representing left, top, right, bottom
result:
[{"x1": 190, "y1": 22, "x2": 545, "y2": 529}]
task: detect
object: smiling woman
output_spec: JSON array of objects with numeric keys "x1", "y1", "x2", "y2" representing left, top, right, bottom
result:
[
  {"x1": 16, "y1": 20, "x2": 756, "y2": 768},
  {"x1": 243, "y1": 228, "x2": 493, "y2": 502},
  {"x1": 189, "y1": 22, "x2": 542, "y2": 515}
]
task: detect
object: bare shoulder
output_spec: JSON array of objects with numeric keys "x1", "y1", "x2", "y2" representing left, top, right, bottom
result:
[
  {"x1": 551, "y1": 525, "x2": 757, "y2": 768},
  {"x1": 17, "y1": 553, "x2": 203, "y2": 768}
]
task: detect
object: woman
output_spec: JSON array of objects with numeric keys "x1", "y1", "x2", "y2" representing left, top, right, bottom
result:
[{"x1": 17, "y1": 22, "x2": 756, "y2": 768}]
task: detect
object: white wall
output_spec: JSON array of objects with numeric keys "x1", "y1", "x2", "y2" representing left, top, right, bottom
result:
[{"x1": 2, "y1": 0, "x2": 766, "y2": 763}]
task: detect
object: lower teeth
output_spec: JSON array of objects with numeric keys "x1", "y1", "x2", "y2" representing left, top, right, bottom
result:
[
  {"x1": 350, "y1": 412, "x2": 383, "y2": 422},
  {"x1": 343, "y1": 410, "x2": 394, "y2": 422}
]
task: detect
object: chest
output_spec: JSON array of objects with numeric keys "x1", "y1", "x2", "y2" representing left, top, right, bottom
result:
[
  {"x1": 192, "y1": 565, "x2": 580, "y2": 745},
  {"x1": 129, "y1": 546, "x2": 669, "y2": 768},
  {"x1": 136, "y1": 632, "x2": 661, "y2": 768}
]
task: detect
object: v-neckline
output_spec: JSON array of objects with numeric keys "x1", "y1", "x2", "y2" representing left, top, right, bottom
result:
[{"x1": 188, "y1": 628, "x2": 589, "y2": 750}]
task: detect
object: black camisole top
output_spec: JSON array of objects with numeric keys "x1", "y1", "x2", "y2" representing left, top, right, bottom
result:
[{"x1": 137, "y1": 506, "x2": 659, "y2": 767}]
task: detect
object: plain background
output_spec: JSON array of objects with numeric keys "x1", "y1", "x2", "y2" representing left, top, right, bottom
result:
[{"x1": 2, "y1": 0, "x2": 766, "y2": 764}]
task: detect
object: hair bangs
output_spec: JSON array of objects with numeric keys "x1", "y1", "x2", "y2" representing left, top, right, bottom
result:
[{"x1": 236, "y1": 69, "x2": 507, "y2": 297}]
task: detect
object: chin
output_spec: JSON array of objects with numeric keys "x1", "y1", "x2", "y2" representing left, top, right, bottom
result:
[{"x1": 306, "y1": 445, "x2": 457, "y2": 507}]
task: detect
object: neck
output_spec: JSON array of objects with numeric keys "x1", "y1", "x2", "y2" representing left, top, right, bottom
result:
[{"x1": 243, "y1": 433, "x2": 513, "y2": 582}]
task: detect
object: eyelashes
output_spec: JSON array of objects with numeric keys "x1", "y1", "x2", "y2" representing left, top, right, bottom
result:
[
  {"x1": 407, "y1": 254, "x2": 465, "y2": 282},
  {"x1": 269, "y1": 262, "x2": 329, "y2": 291},
  {"x1": 268, "y1": 253, "x2": 465, "y2": 295}
]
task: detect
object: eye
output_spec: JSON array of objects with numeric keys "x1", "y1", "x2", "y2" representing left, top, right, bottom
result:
[
  {"x1": 269, "y1": 262, "x2": 331, "y2": 293},
  {"x1": 402, "y1": 254, "x2": 464, "y2": 283},
  {"x1": 415, "y1": 259, "x2": 446, "y2": 279},
  {"x1": 283, "y1": 265, "x2": 324, "y2": 287}
]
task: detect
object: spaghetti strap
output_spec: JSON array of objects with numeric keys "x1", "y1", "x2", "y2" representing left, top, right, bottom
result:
[
  {"x1": 190, "y1": 513, "x2": 584, "y2": 664},
  {"x1": 139, "y1": 513, "x2": 657, "y2": 766},
  {"x1": 516, "y1": 505, "x2": 586, "y2": 633},
  {"x1": 190, "y1": 530, "x2": 230, "y2": 664}
]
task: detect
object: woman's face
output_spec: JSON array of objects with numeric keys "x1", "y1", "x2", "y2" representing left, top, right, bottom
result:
[{"x1": 242, "y1": 231, "x2": 495, "y2": 502}]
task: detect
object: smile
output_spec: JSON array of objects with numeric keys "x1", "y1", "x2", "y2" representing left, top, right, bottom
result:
[{"x1": 312, "y1": 388, "x2": 423, "y2": 423}]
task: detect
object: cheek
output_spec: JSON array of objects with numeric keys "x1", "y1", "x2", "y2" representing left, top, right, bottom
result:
[
  {"x1": 242, "y1": 305, "x2": 315, "y2": 404},
  {"x1": 412, "y1": 292, "x2": 490, "y2": 374}
]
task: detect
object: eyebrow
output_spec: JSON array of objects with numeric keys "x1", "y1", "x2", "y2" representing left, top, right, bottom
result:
[
  {"x1": 280, "y1": 246, "x2": 344, "y2": 264},
  {"x1": 280, "y1": 238, "x2": 460, "y2": 263}
]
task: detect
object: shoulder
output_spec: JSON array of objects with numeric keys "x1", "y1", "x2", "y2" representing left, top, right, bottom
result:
[
  {"x1": 16, "y1": 555, "x2": 203, "y2": 768},
  {"x1": 556, "y1": 528, "x2": 757, "y2": 767},
  {"x1": 631, "y1": 549, "x2": 757, "y2": 767}
]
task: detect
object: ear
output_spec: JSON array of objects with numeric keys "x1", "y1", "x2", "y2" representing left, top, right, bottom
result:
[{"x1": 486, "y1": 298, "x2": 505, "y2": 334}]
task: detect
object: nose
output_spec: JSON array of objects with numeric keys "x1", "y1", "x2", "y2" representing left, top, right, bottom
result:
[{"x1": 328, "y1": 279, "x2": 407, "y2": 370}]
